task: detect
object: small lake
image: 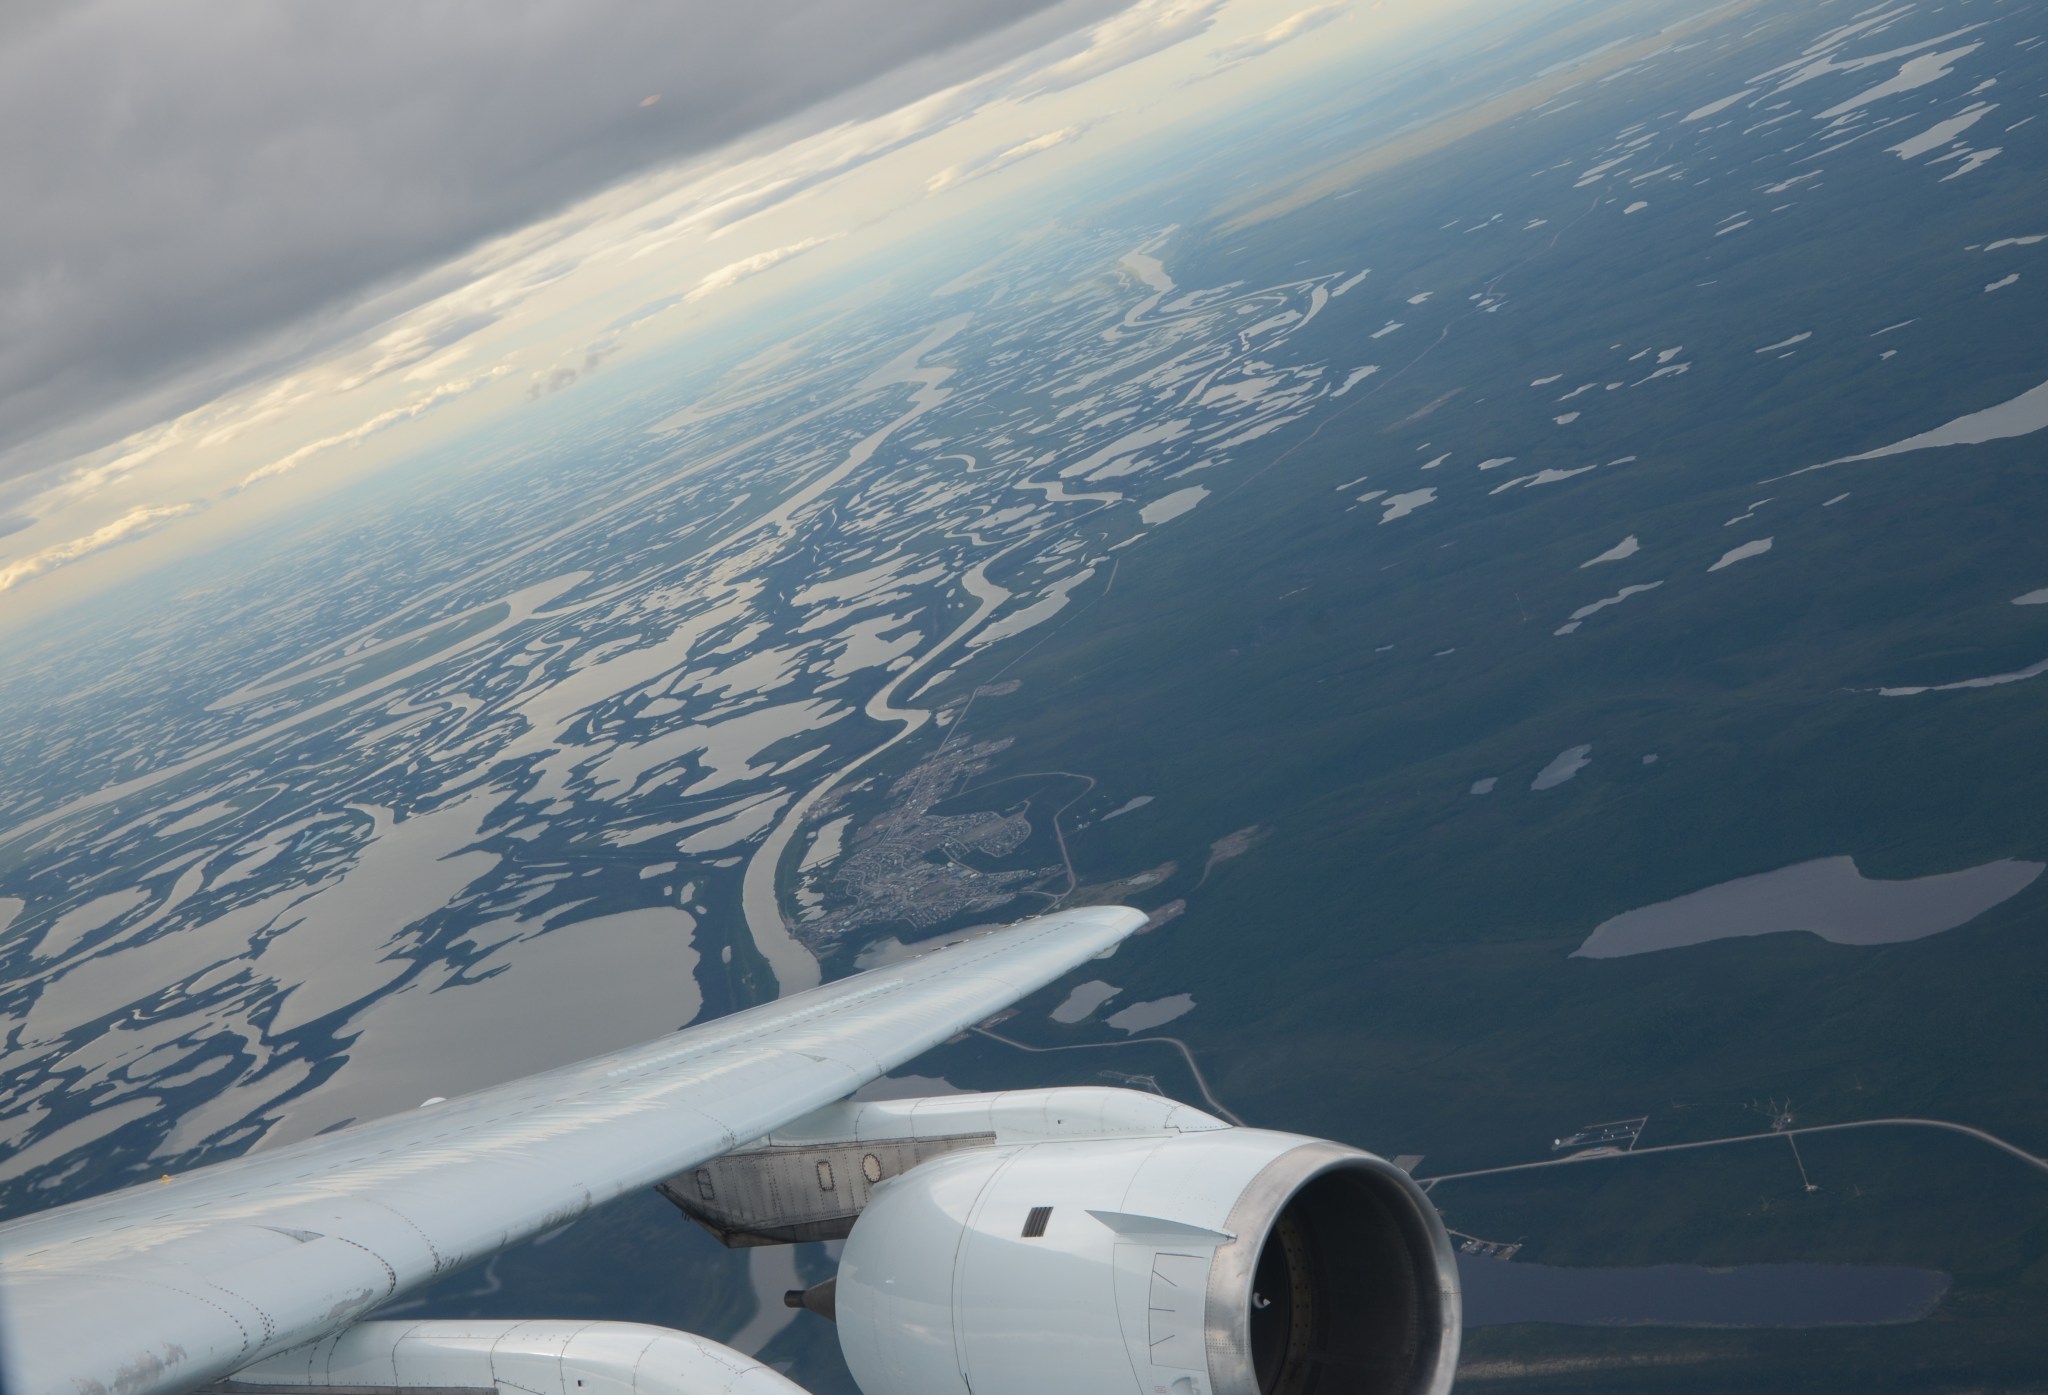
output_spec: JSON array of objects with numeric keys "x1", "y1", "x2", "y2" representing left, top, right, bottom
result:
[
  {"x1": 1105, "y1": 992, "x2": 1195, "y2": 1033},
  {"x1": 1050, "y1": 979, "x2": 1121, "y2": 1023},
  {"x1": 1573, "y1": 855, "x2": 2044, "y2": 958},
  {"x1": 1458, "y1": 1257, "x2": 1949, "y2": 1328}
]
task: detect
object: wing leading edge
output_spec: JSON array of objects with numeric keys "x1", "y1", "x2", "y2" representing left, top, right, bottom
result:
[{"x1": 0, "y1": 905, "x2": 1147, "y2": 1395}]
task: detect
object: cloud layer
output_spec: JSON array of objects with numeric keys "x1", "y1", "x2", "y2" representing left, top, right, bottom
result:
[
  {"x1": 0, "y1": 503, "x2": 200, "y2": 595},
  {"x1": 927, "y1": 128, "x2": 1086, "y2": 193},
  {"x1": 1028, "y1": 0, "x2": 1230, "y2": 91},
  {"x1": 0, "y1": 0, "x2": 1093, "y2": 477},
  {"x1": 1212, "y1": 2, "x2": 1347, "y2": 69}
]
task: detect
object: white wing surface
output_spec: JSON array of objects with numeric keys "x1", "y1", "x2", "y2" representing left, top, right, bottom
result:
[{"x1": 0, "y1": 906, "x2": 1146, "y2": 1395}]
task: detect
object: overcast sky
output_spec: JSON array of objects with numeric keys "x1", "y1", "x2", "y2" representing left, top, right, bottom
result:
[{"x1": 0, "y1": 0, "x2": 1133, "y2": 484}]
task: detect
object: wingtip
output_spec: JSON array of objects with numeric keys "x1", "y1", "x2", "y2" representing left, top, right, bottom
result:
[
  {"x1": 1044, "y1": 905, "x2": 1150, "y2": 960},
  {"x1": 1039, "y1": 903, "x2": 1149, "y2": 938}
]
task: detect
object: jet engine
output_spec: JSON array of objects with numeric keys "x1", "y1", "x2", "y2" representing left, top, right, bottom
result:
[{"x1": 663, "y1": 1088, "x2": 1460, "y2": 1395}]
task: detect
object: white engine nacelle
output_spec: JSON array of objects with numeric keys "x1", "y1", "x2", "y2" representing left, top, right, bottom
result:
[{"x1": 833, "y1": 1117, "x2": 1460, "y2": 1395}]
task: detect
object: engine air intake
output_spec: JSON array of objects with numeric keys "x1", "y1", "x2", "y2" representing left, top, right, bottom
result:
[{"x1": 1227, "y1": 1147, "x2": 1456, "y2": 1395}]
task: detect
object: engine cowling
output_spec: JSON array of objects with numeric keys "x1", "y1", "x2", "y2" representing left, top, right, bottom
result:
[{"x1": 834, "y1": 1125, "x2": 1460, "y2": 1395}]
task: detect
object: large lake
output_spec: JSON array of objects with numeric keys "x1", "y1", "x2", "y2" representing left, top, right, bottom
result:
[{"x1": 1573, "y1": 855, "x2": 2044, "y2": 958}]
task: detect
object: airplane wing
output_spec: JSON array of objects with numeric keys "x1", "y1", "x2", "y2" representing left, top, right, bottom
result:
[{"x1": 0, "y1": 906, "x2": 1146, "y2": 1395}]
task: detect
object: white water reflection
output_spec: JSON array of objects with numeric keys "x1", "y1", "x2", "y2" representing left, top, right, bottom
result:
[
  {"x1": 1575, "y1": 856, "x2": 2044, "y2": 958},
  {"x1": 1140, "y1": 486, "x2": 1210, "y2": 525},
  {"x1": 1106, "y1": 993, "x2": 1195, "y2": 1033},
  {"x1": 1880, "y1": 656, "x2": 2048, "y2": 696},
  {"x1": 1819, "y1": 377, "x2": 2048, "y2": 467},
  {"x1": 1709, "y1": 538, "x2": 1772, "y2": 571},
  {"x1": 1532, "y1": 745, "x2": 1592, "y2": 791},
  {"x1": 1051, "y1": 980, "x2": 1122, "y2": 1023}
]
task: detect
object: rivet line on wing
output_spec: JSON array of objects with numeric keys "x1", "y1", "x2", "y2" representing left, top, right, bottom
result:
[
  {"x1": 334, "y1": 1233, "x2": 398, "y2": 1291},
  {"x1": 372, "y1": 1198, "x2": 444, "y2": 1269},
  {"x1": 165, "y1": 1273, "x2": 258, "y2": 1353}
]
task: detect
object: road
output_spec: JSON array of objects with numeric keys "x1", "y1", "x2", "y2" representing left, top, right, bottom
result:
[{"x1": 1419, "y1": 1116, "x2": 2048, "y2": 1189}]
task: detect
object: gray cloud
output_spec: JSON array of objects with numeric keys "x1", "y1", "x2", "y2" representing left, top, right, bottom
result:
[{"x1": 0, "y1": 0, "x2": 1129, "y2": 482}]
